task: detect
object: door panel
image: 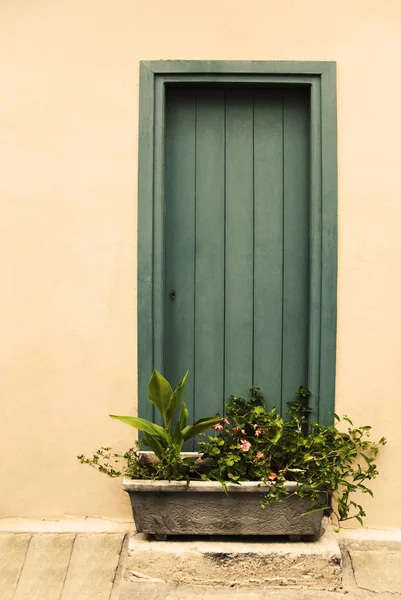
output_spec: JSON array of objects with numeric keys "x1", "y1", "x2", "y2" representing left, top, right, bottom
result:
[{"x1": 164, "y1": 86, "x2": 310, "y2": 444}]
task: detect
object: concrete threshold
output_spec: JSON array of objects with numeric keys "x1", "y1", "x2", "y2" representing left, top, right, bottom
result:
[{"x1": 125, "y1": 518, "x2": 342, "y2": 590}]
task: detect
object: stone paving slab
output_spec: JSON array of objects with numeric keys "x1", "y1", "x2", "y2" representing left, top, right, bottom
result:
[
  {"x1": 0, "y1": 533, "x2": 125, "y2": 600},
  {"x1": 61, "y1": 533, "x2": 124, "y2": 600},
  {"x1": 349, "y1": 549, "x2": 401, "y2": 594},
  {"x1": 13, "y1": 533, "x2": 74, "y2": 600},
  {"x1": 0, "y1": 533, "x2": 31, "y2": 600}
]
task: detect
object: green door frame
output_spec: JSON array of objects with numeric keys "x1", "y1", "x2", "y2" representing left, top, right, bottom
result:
[{"x1": 137, "y1": 60, "x2": 338, "y2": 425}]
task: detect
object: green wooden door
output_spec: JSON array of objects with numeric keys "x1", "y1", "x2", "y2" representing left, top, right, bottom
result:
[{"x1": 164, "y1": 87, "x2": 310, "y2": 442}]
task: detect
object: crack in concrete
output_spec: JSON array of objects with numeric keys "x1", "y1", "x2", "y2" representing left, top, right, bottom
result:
[
  {"x1": 354, "y1": 584, "x2": 401, "y2": 597},
  {"x1": 13, "y1": 533, "x2": 33, "y2": 594},
  {"x1": 109, "y1": 534, "x2": 127, "y2": 600},
  {"x1": 59, "y1": 533, "x2": 77, "y2": 600},
  {"x1": 347, "y1": 550, "x2": 401, "y2": 597},
  {"x1": 344, "y1": 548, "x2": 358, "y2": 588}
]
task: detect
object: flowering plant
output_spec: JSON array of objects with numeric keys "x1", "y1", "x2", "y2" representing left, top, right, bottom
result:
[
  {"x1": 78, "y1": 373, "x2": 386, "y2": 526},
  {"x1": 199, "y1": 386, "x2": 386, "y2": 525}
]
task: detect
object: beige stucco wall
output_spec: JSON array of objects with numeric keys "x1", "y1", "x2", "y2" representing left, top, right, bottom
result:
[{"x1": 1, "y1": 0, "x2": 400, "y2": 529}]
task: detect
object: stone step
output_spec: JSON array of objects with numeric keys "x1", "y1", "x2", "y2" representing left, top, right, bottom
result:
[{"x1": 124, "y1": 518, "x2": 342, "y2": 590}]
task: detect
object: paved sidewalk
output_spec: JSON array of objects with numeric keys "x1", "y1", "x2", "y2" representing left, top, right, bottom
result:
[
  {"x1": 0, "y1": 533, "x2": 125, "y2": 600},
  {"x1": 1, "y1": 531, "x2": 401, "y2": 600}
]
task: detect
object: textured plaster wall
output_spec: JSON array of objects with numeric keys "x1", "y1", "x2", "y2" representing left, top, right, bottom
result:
[{"x1": 1, "y1": 0, "x2": 400, "y2": 528}]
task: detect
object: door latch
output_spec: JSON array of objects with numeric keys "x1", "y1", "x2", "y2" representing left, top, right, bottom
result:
[{"x1": 170, "y1": 289, "x2": 176, "y2": 300}]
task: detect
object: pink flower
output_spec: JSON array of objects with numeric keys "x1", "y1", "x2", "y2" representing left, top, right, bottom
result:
[
  {"x1": 256, "y1": 451, "x2": 264, "y2": 460},
  {"x1": 223, "y1": 418, "x2": 229, "y2": 425},
  {"x1": 254, "y1": 428, "x2": 262, "y2": 437},
  {"x1": 212, "y1": 423, "x2": 224, "y2": 430},
  {"x1": 268, "y1": 472, "x2": 277, "y2": 481},
  {"x1": 241, "y1": 429, "x2": 246, "y2": 435},
  {"x1": 240, "y1": 439, "x2": 251, "y2": 452},
  {"x1": 232, "y1": 426, "x2": 238, "y2": 433}
]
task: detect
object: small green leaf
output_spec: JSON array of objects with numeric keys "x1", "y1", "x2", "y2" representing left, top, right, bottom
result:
[
  {"x1": 269, "y1": 429, "x2": 283, "y2": 444},
  {"x1": 301, "y1": 505, "x2": 331, "y2": 516},
  {"x1": 358, "y1": 484, "x2": 374, "y2": 497}
]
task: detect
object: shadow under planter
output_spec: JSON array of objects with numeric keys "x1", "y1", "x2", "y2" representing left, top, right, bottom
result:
[{"x1": 122, "y1": 479, "x2": 326, "y2": 541}]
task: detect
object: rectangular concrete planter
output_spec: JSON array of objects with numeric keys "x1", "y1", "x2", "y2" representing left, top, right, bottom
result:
[{"x1": 122, "y1": 478, "x2": 326, "y2": 539}]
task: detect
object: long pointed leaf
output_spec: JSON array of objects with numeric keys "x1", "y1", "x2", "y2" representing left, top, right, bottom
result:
[
  {"x1": 166, "y1": 371, "x2": 189, "y2": 427},
  {"x1": 301, "y1": 505, "x2": 331, "y2": 516},
  {"x1": 172, "y1": 421, "x2": 184, "y2": 450},
  {"x1": 191, "y1": 416, "x2": 221, "y2": 427},
  {"x1": 143, "y1": 433, "x2": 164, "y2": 459},
  {"x1": 179, "y1": 401, "x2": 189, "y2": 432},
  {"x1": 182, "y1": 416, "x2": 222, "y2": 441},
  {"x1": 148, "y1": 370, "x2": 173, "y2": 422},
  {"x1": 110, "y1": 415, "x2": 168, "y2": 443},
  {"x1": 171, "y1": 402, "x2": 189, "y2": 451}
]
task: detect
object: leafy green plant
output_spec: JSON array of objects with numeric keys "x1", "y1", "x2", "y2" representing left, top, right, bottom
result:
[
  {"x1": 78, "y1": 372, "x2": 386, "y2": 526},
  {"x1": 78, "y1": 447, "x2": 143, "y2": 478},
  {"x1": 199, "y1": 386, "x2": 386, "y2": 525},
  {"x1": 79, "y1": 370, "x2": 221, "y2": 480}
]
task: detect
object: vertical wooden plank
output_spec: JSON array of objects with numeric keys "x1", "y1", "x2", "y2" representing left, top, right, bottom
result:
[
  {"x1": 153, "y1": 77, "x2": 166, "y2": 405},
  {"x1": 320, "y1": 64, "x2": 338, "y2": 425},
  {"x1": 281, "y1": 89, "x2": 310, "y2": 415},
  {"x1": 225, "y1": 90, "x2": 254, "y2": 401},
  {"x1": 137, "y1": 63, "x2": 155, "y2": 423},
  {"x1": 194, "y1": 89, "x2": 226, "y2": 422},
  {"x1": 253, "y1": 90, "x2": 284, "y2": 409},
  {"x1": 308, "y1": 79, "x2": 322, "y2": 423},
  {"x1": 164, "y1": 88, "x2": 196, "y2": 431}
]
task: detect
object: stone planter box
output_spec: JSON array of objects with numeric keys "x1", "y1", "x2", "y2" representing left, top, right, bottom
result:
[{"x1": 122, "y1": 478, "x2": 326, "y2": 540}]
